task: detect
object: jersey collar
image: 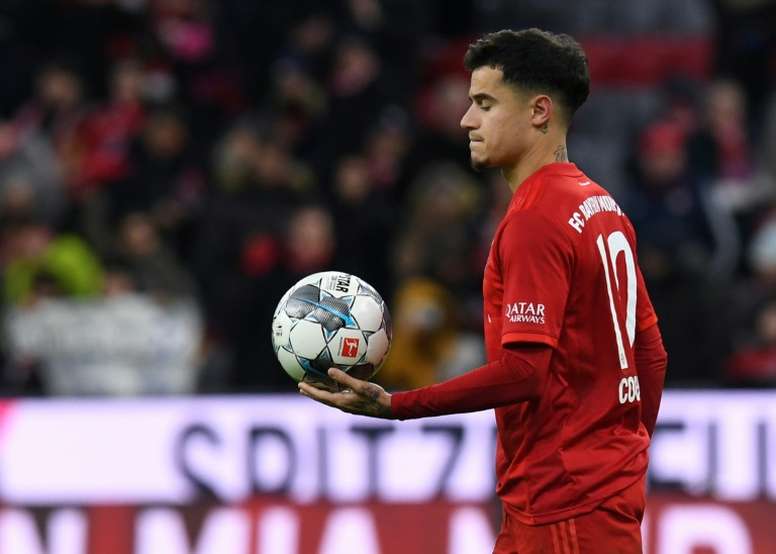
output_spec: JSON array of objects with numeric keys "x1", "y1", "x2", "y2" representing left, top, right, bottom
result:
[{"x1": 508, "y1": 162, "x2": 580, "y2": 212}]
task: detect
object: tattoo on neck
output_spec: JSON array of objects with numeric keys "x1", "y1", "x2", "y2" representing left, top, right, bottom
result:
[
  {"x1": 554, "y1": 145, "x2": 568, "y2": 161},
  {"x1": 540, "y1": 122, "x2": 549, "y2": 134}
]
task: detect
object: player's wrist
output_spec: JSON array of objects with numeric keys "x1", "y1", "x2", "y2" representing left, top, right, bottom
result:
[{"x1": 382, "y1": 391, "x2": 394, "y2": 419}]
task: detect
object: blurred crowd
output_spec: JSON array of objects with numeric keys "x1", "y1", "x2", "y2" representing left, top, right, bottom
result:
[{"x1": 0, "y1": 0, "x2": 775, "y2": 395}]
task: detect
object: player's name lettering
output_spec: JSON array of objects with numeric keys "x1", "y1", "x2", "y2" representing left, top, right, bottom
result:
[
  {"x1": 505, "y1": 302, "x2": 545, "y2": 324},
  {"x1": 618, "y1": 376, "x2": 641, "y2": 404},
  {"x1": 567, "y1": 194, "x2": 623, "y2": 234}
]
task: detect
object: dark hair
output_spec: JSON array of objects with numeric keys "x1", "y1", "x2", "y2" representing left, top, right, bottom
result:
[{"x1": 464, "y1": 28, "x2": 590, "y2": 119}]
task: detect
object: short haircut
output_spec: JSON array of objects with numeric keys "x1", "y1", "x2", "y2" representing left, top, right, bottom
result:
[{"x1": 464, "y1": 28, "x2": 590, "y2": 119}]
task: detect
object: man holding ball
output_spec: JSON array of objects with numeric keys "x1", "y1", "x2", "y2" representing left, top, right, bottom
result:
[{"x1": 299, "y1": 28, "x2": 667, "y2": 554}]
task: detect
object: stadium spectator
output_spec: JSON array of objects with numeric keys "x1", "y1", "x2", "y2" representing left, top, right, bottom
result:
[
  {"x1": 623, "y1": 119, "x2": 733, "y2": 382},
  {"x1": 1, "y1": 216, "x2": 104, "y2": 306},
  {"x1": 394, "y1": 162, "x2": 483, "y2": 298},
  {"x1": 66, "y1": 58, "x2": 146, "y2": 195},
  {"x1": 3, "y1": 269, "x2": 203, "y2": 396},
  {"x1": 380, "y1": 278, "x2": 485, "y2": 389},
  {"x1": 329, "y1": 154, "x2": 394, "y2": 296},
  {"x1": 114, "y1": 212, "x2": 196, "y2": 299},
  {"x1": 724, "y1": 210, "x2": 776, "y2": 384},
  {"x1": 726, "y1": 299, "x2": 776, "y2": 385},
  {"x1": 0, "y1": 119, "x2": 66, "y2": 225}
]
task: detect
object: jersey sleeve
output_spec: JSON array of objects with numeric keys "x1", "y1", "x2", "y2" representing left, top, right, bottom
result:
[
  {"x1": 390, "y1": 344, "x2": 553, "y2": 419},
  {"x1": 635, "y1": 265, "x2": 658, "y2": 331},
  {"x1": 497, "y1": 210, "x2": 574, "y2": 348},
  {"x1": 624, "y1": 217, "x2": 658, "y2": 332}
]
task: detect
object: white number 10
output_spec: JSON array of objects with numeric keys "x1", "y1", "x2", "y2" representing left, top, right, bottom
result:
[{"x1": 596, "y1": 231, "x2": 636, "y2": 369}]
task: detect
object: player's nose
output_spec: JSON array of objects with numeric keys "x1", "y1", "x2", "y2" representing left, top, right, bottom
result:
[{"x1": 460, "y1": 104, "x2": 477, "y2": 130}]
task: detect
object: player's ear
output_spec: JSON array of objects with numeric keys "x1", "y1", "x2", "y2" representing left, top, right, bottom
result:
[{"x1": 530, "y1": 95, "x2": 553, "y2": 129}]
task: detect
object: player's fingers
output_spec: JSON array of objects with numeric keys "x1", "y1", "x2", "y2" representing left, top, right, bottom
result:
[
  {"x1": 327, "y1": 367, "x2": 365, "y2": 393},
  {"x1": 299, "y1": 381, "x2": 361, "y2": 413},
  {"x1": 299, "y1": 382, "x2": 340, "y2": 407},
  {"x1": 299, "y1": 391, "x2": 332, "y2": 410}
]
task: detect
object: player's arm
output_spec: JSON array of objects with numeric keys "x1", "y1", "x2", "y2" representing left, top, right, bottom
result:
[
  {"x1": 299, "y1": 209, "x2": 566, "y2": 419},
  {"x1": 390, "y1": 343, "x2": 551, "y2": 418},
  {"x1": 632, "y1": 258, "x2": 668, "y2": 436},
  {"x1": 634, "y1": 323, "x2": 666, "y2": 436},
  {"x1": 298, "y1": 343, "x2": 552, "y2": 419}
]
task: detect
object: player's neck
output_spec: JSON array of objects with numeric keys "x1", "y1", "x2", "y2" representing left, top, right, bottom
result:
[{"x1": 503, "y1": 134, "x2": 569, "y2": 193}]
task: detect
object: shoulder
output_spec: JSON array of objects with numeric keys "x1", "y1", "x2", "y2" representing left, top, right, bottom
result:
[
  {"x1": 502, "y1": 177, "x2": 589, "y2": 247},
  {"x1": 497, "y1": 208, "x2": 576, "y2": 266},
  {"x1": 535, "y1": 176, "x2": 632, "y2": 239}
]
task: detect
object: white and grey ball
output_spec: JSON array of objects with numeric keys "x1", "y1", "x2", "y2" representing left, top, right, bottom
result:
[{"x1": 272, "y1": 271, "x2": 392, "y2": 386}]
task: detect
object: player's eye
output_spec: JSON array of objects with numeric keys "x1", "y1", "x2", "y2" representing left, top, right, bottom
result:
[{"x1": 480, "y1": 104, "x2": 491, "y2": 111}]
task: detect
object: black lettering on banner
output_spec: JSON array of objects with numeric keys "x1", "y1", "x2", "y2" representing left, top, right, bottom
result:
[
  {"x1": 708, "y1": 421, "x2": 718, "y2": 494},
  {"x1": 174, "y1": 424, "x2": 221, "y2": 500},
  {"x1": 317, "y1": 427, "x2": 329, "y2": 499},
  {"x1": 351, "y1": 424, "x2": 395, "y2": 499},
  {"x1": 422, "y1": 424, "x2": 465, "y2": 498},
  {"x1": 757, "y1": 421, "x2": 768, "y2": 496},
  {"x1": 649, "y1": 421, "x2": 692, "y2": 492},
  {"x1": 248, "y1": 426, "x2": 297, "y2": 495}
]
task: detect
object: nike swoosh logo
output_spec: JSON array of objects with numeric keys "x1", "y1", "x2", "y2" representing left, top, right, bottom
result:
[{"x1": 579, "y1": 180, "x2": 591, "y2": 186}]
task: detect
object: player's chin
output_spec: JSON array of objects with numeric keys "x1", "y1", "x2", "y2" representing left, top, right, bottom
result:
[{"x1": 469, "y1": 153, "x2": 490, "y2": 172}]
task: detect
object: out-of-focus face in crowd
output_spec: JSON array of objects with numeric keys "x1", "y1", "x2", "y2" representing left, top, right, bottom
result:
[
  {"x1": 36, "y1": 66, "x2": 82, "y2": 112},
  {"x1": 143, "y1": 111, "x2": 188, "y2": 159},
  {"x1": 111, "y1": 60, "x2": 145, "y2": 104},
  {"x1": 638, "y1": 121, "x2": 687, "y2": 187},
  {"x1": 286, "y1": 206, "x2": 335, "y2": 273},
  {"x1": 706, "y1": 80, "x2": 746, "y2": 132}
]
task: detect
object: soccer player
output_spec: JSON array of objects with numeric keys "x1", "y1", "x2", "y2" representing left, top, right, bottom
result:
[{"x1": 299, "y1": 28, "x2": 668, "y2": 554}]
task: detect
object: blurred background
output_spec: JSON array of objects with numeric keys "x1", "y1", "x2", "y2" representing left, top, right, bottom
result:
[{"x1": 0, "y1": 0, "x2": 774, "y2": 553}]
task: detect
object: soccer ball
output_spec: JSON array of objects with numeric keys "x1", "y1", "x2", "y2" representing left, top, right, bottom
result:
[{"x1": 272, "y1": 271, "x2": 392, "y2": 389}]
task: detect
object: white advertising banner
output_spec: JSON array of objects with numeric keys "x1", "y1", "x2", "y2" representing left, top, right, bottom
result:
[
  {"x1": 0, "y1": 391, "x2": 775, "y2": 504},
  {"x1": 0, "y1": 391, "x2": 775, "y2": 554},
  {"x1": 0, "y1": 396, "x2": 497, "y2": 504}
]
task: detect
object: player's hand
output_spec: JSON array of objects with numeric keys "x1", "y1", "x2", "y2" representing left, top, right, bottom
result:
[{"x1": 298, "y1": 368, "x2": 393, "y2": 419}]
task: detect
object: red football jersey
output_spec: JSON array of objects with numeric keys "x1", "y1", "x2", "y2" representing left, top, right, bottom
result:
[{"x1": 484, "y1": 162, "x2": 658, "y2": 525}]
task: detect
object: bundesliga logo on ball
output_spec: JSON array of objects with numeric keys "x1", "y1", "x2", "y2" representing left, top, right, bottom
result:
[{"x1": 272, "y1": 271, "x2": 392, "y2": 391}]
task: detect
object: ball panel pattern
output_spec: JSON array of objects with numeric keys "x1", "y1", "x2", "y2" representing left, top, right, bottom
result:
[
  {"x1": 277, "y1": 346, "x2": 305, "y2": 381},
  {"x1": 273, "y1": 271, "x2": 392, "y2": 383},
  {"x1": 381, "y1": 304, "x2": 392, "y2": 340},
  {"x1": 357, "y1": 281, "x2": 382, "y2": 304},
  {"x1": 350, "y1": 295, "x2": 383, "y2": 333},
  {"x1": 364, "y1": 328, "x2": 390, "y2": 368},
  {"x1": 310, "y1": 346, "x2": 334, "y2": 375},
  {"x1": 313, "y1": 294, "x2": 355, "y2": 332},
  {"x1": 272, "y1": 310, "x2": 292, "y2": 350},
  {"x1": 285, "y1": 284, "x2": 321, "y2": 319},
  {"x1": 288, "y1": 319, "x2": 327, "y2": 360}
]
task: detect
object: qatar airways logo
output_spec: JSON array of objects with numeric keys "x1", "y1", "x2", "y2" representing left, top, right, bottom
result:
[{"x1": 504, "y1": 301, "x2": 545, "y2": 324}]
